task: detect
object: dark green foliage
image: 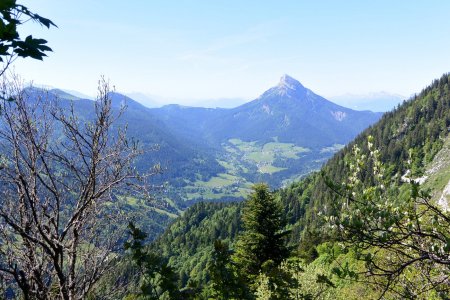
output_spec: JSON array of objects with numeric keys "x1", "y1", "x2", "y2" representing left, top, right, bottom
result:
[
  {"x1": 257, "y1": 260, "x2": 295, "y2": 300},
  {"x1": 233, "y1": 184, "x2": 290, "y2": 283},
  {"x1": 153, "y1": 201, "x2": 243, "y2": 287},
  {"x1": 296, "y1": 229, "x2": 325, "y2": 263},
  {"x1": 208, "y1": 240, "x2": 248, "y2": 299},
  {"x1": 0, "y1": 0, "x2": 56, "y2": 76},
  {"x1": 124, "y1": 223, "x2": 181, "y2": 299}
]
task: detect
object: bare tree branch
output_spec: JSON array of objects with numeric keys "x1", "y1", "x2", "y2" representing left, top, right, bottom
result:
[{"x1": 0, "y1": 75, "x2": 150, "y2": 299}]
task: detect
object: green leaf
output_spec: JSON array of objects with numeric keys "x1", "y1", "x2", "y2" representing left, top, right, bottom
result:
[
  {"x1": 0, "y1": 0, "x2": 16, "y2": 12},
  {"x1": 12, "y1": 35, "x2": 52, "y2": 60},
  {"x1": 34, "y1": 14, "x2": 57, "y2": 28}
]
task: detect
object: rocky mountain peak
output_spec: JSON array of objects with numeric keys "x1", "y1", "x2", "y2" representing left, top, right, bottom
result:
[{"x1": 277, "y1": 74, "x2": 304, "y2": 91}]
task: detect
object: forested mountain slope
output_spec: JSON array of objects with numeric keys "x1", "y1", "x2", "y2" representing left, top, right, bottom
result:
[
  {"x1": 153, "y1": 73, "x2": 450, "y2": 290},
  {"x1": 284, "y1": 72, "x2": 450, "y2": 237}
]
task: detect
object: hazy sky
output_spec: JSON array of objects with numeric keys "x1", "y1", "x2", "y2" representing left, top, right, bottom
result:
[{"x1": 14, "y1": 1, "x2": 450, "y2": 104}]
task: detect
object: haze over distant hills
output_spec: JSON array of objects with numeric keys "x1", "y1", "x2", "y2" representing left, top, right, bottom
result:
[
  {"x1": 330, "y1": 91, "x2": 405, "y2": 112},
  {"x1": 189, "y1": 97, "x2": 247, "y2": 109},
  {"x1": 34, "y1": 81, "x2": 404, "y2": 111},
  {"x1": 124, "y1": 92, "x2": 247, "y2": 109},
  {"x1": 124, "y1": 92, "x2": 162, "y2": 108},
  {"x1": 33, "y1": 74, "x2": 382, "y2": 209},
  {"x1": 126, "y1": 90, "x2": 404, "y2": 111}
]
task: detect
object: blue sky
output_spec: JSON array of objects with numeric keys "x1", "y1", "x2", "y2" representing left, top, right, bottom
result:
[{"x1": 15, "y1": 1, "x2": 450, "y2": 104}]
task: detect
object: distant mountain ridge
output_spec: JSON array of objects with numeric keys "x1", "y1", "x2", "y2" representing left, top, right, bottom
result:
[
  {"x1": 28, "y1": 75, "x2": 382, "y2": 206},
  {"x1": 148, "y1": 75, "x2": 381, "y2": 148}
]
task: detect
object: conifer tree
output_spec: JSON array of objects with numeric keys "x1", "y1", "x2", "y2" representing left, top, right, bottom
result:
[
  {"x1": 208, "y1": 240, "x2": 248, "y2": 299},
  {"x1": 232, "y1": 184, "x2": 290, "y2": 284}
]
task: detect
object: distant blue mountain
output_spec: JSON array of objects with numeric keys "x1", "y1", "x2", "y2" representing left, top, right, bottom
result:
[
  {"x1": 203, "y1": 74, "x2": 382, "y2": 148},
  {"x1": 150, "y1": 75, "x2": 382, "y2": 149},
  {"x1": 23, "y1": 75, "x2": 383, "y2": 205}
]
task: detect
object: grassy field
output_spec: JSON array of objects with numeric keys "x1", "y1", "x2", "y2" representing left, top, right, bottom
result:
[
  {"x1": 247, "y1": 151, "x2": 274, "y2": 163},
  {"x1": 227, "y1": 138, "x2": 310, "y2": 174},
  {"x1": 183, "y1": 171, "x2": 253, "y2": 201},
  {"x1": 259, "y1": 165, "x2": 286, "y2": 174},
  {"x1": 118, "y1": 195, "x2": 180, "y2": 218},
  {"x1": 202, "y1": 173, "x2": 238, "y2": 188},
  {"x1": 174, "y1": 138, "x2": 345, "y2": 203},
  {"x1": 179, "y1": 138, "x2": 335, "y2": 202}
]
